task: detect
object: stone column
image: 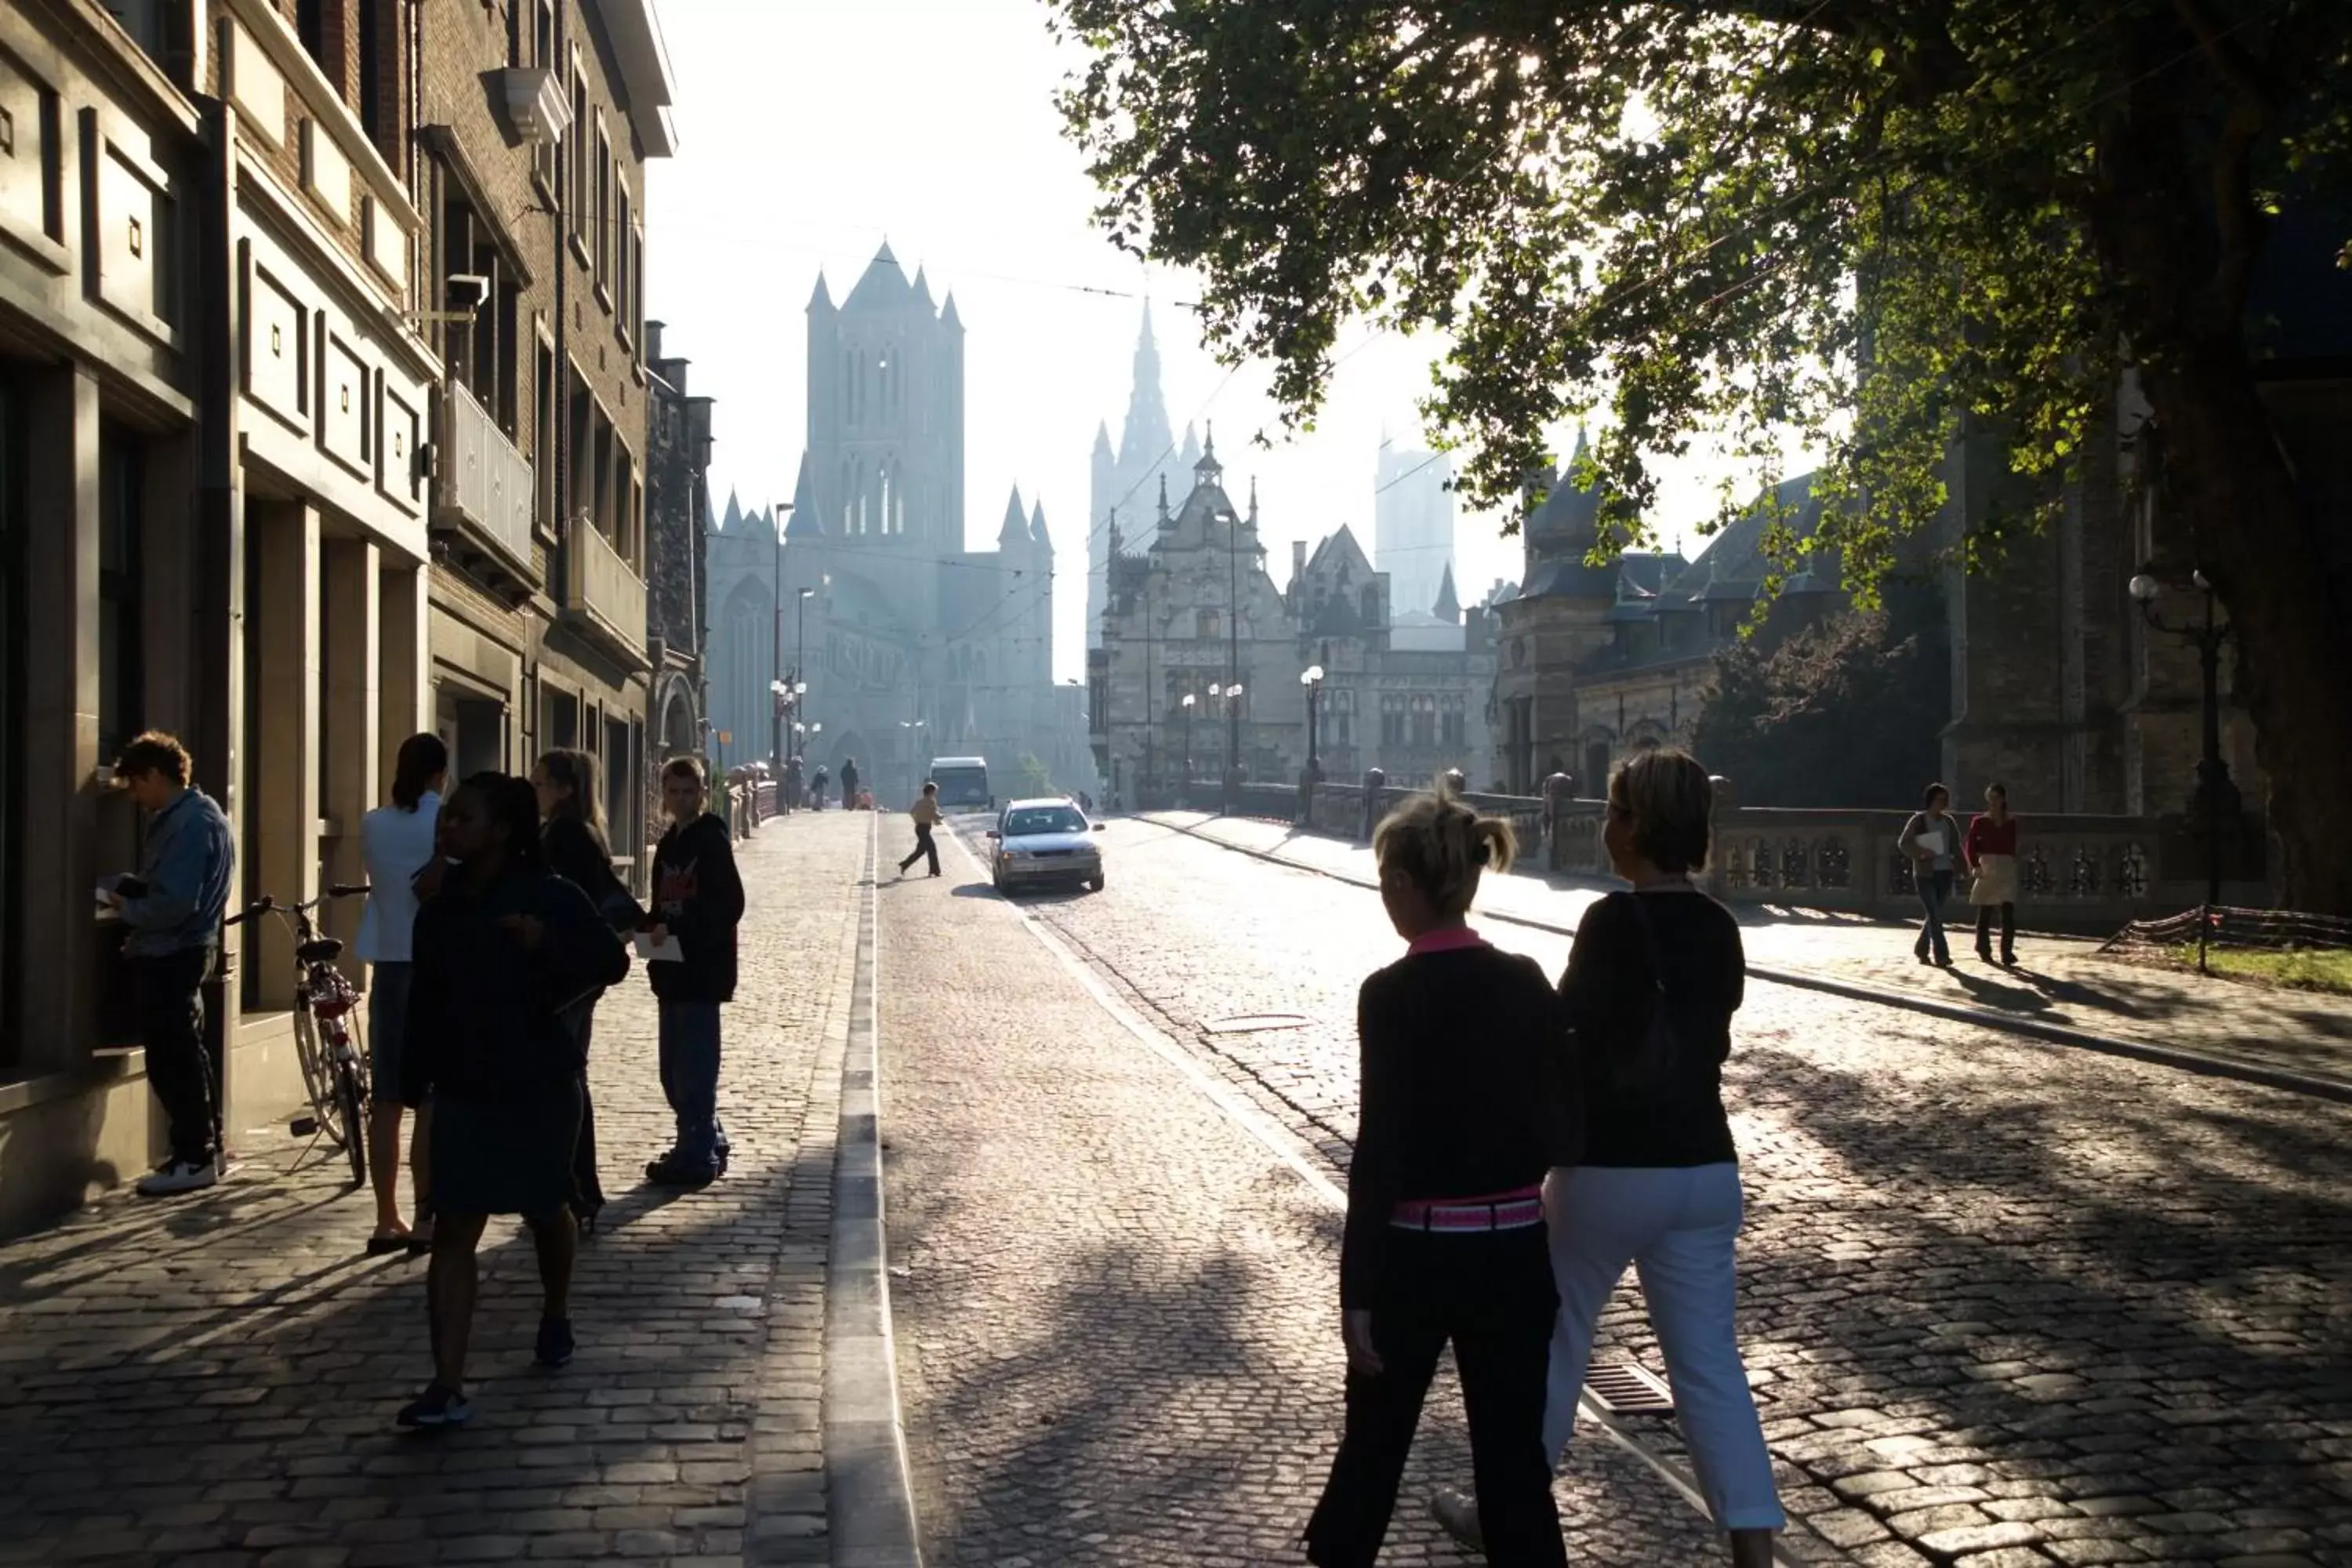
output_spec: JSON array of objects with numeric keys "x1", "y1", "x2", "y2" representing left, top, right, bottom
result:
[
  {"x1": 1705, "y1": 774, "x2": 1735, "y2": 900},
  {"x1": 247, "y1": 502, "x2": 320, "y2": 1013},
  {"x1": 19, "y1": 365, "x2": 100, "y2": 1078},
  {"x1": 321, "y1": 540, "x2": 379, "y2": 965},
  {"x1": 378, "y1": 560, "x2": 427, "y2": 794}
]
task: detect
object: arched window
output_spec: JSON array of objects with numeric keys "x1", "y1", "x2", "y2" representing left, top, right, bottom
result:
[
  {"x1": 1196, "y1": 609, "x2": 1220, "y2": 641},
  {"x1": 878, "y1": 465, "x2": 891, "y2": 535}
]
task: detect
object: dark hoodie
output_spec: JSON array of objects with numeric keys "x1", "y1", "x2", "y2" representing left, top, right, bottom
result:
[
  {"x1": 649, "y1": 812, "x2": 745, "y2": 1004},
  {"x1": 401, "y1": 863, "x2": 629, "y2": 1106}
]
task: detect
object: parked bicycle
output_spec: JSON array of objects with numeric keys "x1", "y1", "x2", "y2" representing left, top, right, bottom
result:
[{"x1": 224, "y1": 884, "x2": 372, "y2": 1186}]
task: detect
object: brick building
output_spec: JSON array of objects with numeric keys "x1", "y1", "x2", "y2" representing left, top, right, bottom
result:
[{"x1": 0, "y1": 0, "x2": 685, "y2": 1237}]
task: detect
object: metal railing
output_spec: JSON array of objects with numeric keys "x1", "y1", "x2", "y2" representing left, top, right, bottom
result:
[{"x1": 439, "y1": 382, "x2": 533, "y2": 572}]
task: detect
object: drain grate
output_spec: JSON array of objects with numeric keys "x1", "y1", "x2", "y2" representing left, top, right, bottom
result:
[
  {"x1": 1202, "y1": 1013, "x2": 1311, "y2": 1035},
  {"x1": 1585, "y1": 1360, "x2": 1675, "y2": 1414}
]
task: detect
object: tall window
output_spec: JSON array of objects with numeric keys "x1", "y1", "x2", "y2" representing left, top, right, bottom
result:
[
  {"x1": 358, "y1": 0, "x2": 387, "y2": 151},
  {"x1": 593, "y1": 127, "x2": 612, "y2": 283},
  {"x1": 97, "y1": 426, "x2": 143, "y2": 763},
  {"x1": 296, "y1": 0, "x2": 325, "y2": 65}
]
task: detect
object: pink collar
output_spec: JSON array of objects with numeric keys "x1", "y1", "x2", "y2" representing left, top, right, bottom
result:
[{"x1": 1406, "y1": 926, "x2": 1487, "y2": 957}]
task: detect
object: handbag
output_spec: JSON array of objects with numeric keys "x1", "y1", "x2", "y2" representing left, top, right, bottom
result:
[{"x1": 1613, "y1": 892, "x2": 1683, "y2": 1100}]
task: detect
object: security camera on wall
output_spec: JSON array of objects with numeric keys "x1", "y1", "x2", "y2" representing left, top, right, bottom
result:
[{"x1": 445, "y1": 274, "x2": 492, "y2": 313}]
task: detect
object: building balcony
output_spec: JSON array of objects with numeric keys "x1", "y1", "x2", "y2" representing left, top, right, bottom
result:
[
  {"x1": 434, "y1": 382, "x2": 536, "y2": 593},
  {"x1": 561, "y1": 518, "x2": 648, "y2": 666}
]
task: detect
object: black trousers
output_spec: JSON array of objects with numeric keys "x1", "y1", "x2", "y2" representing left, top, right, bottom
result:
[
  {"x1": 569, "y1": 996, "x2": 605, "y2": 1213},
  {"x1": 899, "y1": 824, "x2": 939, "y2": 876},
  {"x1": 1974, "y1": 902, "x2": 2016, "y2": 957},
  {"x1": 1306, "y1": 1225, "x2": 1566, "y2": 1568},
  {"x1": 134, "y1": 947, "x2": 218, "y2": 1163}
]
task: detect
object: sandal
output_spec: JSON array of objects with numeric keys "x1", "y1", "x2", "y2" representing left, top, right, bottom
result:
[{"x1": 366, "y1": 1228, "x2": 411, "y2": 1256}]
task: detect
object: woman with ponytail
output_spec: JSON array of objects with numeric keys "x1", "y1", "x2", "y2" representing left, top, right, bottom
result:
[
  {"x1": 357, "y1": 732, "x2": 446, "y2": 1254},
  {"x1": 1304, "y1": 781, "x2": 1574, "y2": 1568}
]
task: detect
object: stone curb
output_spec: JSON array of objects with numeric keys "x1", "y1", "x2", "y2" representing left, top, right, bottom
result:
[
  {"x1": 1140, "y1": 814, "x2": 2352, "y2": 1107},
  {"x1": 824, "y1": 817, "x2": 924, "y2": 1568}
]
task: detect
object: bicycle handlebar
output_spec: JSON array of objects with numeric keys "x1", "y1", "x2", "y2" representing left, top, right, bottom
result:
[{"x1": 223, "y1": 885, "x2": 369, "y2": 927}]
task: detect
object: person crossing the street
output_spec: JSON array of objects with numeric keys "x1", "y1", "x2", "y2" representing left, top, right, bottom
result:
[
  {"x1": 898, "y1": 781, "x2": 944, "y2": 878},
  {"x1": 644, "y1": 757, "x2": 746, "y2": 1187},
  {"x1": 396, "y1": 772, "x2": 629, "y2": 1428},
  {"x1": 1304, "y1": 782, "x2": 1575, "y2": 1568},
  {"x1": 107, "y1": 731, "x2": 238, "y2": 1197}
]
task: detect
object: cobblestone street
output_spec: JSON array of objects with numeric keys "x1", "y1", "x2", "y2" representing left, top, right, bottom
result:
[
  {"x1": 0, "y1": 817, "x2": 870, "y2": 1568},
  {"x1": 956, "y1": 814, "x2": 2352, "y2": 1568}
]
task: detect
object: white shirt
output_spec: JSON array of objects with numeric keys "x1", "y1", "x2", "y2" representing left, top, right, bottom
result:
[{"x1": 356, "y1": 790, "x2": 441, "y2": 963}]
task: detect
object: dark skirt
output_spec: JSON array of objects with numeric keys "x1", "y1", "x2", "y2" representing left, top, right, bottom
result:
[{"x1": 430, "y1": 1078, "x2": 583, "y2": 1218}]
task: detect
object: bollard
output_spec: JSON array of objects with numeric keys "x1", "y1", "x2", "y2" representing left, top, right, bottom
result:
[
  {"x1": 1543, "y1": 771, "x2": 1574, "y2": 869},
  {"x1": 1361, "y1": 768, "x2": 1385, "y2": 842}
]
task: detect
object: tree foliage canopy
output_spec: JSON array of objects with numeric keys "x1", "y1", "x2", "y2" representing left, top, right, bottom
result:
[{"x1": 1050, "y1": 0, "x2": 2352, "y2": 593}]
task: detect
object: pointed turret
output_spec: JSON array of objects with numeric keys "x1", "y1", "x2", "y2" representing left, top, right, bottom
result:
[
  {"x1": 1030, "y1": 500, "x2": 1051, "y2": 551},
  {"x1": 808, "y1": 273, "x2": 834, "y2": 313},
  {"x1": 784, "y1": 453, "x2": 823, "y2": 538},
  {"x1": 1192, "y1": 423, "x2": 1222, "y2": 488},
  {"x1": 942, "y1": 292, "x2": 964, "y2": 332},
  {"x1": 1116, "y1": 301, "x2": 1174, "y2": 469},
  {"x1": 1156, "y1": 473, "x2": 1170, "y2": 528},
  {"x1": 911, "y1": 265, "x2": 935, "y2": 313},
  {"x1": 1092, "y1": 420, "x2": 1113, "y2": 456},
  {"x1": 720, "y1": 489, "x2": 744, "y2": 533},
  {"x1": 1247, "y1": 474, "x2": 1260, "y2": 528},
  {"x1": 844, "y1": 242, "x2": 913, "y2": 313},
  {"x1": 1434, "y1": 563, "x2": 1461, "y2": 624},
  {"x1": 999, "y1": 485, "x2": 1029, "y2": 548}
]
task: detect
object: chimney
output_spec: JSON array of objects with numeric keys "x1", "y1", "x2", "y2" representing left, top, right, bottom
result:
[{"x1": 1291, "y1": 539, "x2": 1307, "y2": 586}]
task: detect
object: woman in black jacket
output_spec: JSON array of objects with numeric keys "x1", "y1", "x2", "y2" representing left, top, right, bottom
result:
[
  {"x1": 396, "y1": 772, "x2": 629, "y2": 1428},
  {"x1": 644, "y1": 756, "x2": 746, "y2": 1187},
  {"x1": 531, "y1": 748, "x2": 633, "y2": 1229},
  {"x1": 1305, "y1": 782, "x2": 1574, "y2": 1568}
]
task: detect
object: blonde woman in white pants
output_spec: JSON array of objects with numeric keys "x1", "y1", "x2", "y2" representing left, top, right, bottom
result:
[{"x1": 1432, "y1": 750, "x2": 1782, "y2": 1567}]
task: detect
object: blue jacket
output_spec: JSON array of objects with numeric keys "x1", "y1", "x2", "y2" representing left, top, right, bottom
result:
[{"x1": 118, "y1": 788, "x2": 237, "y2": 957}]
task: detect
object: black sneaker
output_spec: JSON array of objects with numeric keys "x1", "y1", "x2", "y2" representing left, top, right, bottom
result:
[
  {"x1": 534, "y1": 1316, "x2": 575, "y2": 1369},
  {"x1": 396, "y1": 1381, "x2": 474, "y2": 1428},
  {"x1": 644, "y1": 1152, "x2": 717, "y2": 1188},
  {"x1": 1429, "y1": 1486, "x2": 1484, "y2": 1552}
]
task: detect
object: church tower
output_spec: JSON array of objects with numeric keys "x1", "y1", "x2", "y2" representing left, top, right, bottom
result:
[
  {"x1": 1088, "y1": 303, "x2": 1192, "y2": 651},
  {"x1": 804, "y1": 243, "x2": 965, "y2": 557}
]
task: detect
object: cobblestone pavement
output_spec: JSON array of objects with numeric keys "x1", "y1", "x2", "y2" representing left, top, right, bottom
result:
[
  {"x1": 0, "y1": 816, "x2": 870, "y2": 1568},
  {"x1": 1149, "y1": 812, "x2": 2352, "y2": 1092},
  {"x1": 982, "y1": 814, "x2": 2352, "y2": 1568},
  {"x1": 877, "y1": 821, "x2": 1730, "y2": 1566}
]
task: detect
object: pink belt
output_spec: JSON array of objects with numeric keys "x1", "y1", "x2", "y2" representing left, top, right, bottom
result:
[{"x1": 1390, "y1": 1184, "x2": 1544, "y2": 1233}]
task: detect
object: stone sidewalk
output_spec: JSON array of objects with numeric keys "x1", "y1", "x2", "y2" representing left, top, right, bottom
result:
[
  {"x1": 1147, "y1": 811, "x2": 2352, "y2": 1094},
  {"x1": 0, "y1": 815, "x2": 872, "y2": 1568}
]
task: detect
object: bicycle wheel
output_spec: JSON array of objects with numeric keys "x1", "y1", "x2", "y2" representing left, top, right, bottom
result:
[
  {"x1": 292, "y1": 1006, "x2": 342, "y2": 1143},
  {"x1": 335, "y1": 1063, "x2": 367, "y2": 1188}
]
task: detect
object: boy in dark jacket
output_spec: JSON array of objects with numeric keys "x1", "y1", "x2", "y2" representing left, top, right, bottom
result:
[{"x1": 645, "y1": 757, "x2": 746, "y2": 1185}]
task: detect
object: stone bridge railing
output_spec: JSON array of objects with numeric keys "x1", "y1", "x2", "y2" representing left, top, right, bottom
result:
[{"x1": 1152, "y1": 768, "x2": 2272, "y2": 930}]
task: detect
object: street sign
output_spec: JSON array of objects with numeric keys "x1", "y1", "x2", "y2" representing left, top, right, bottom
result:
[{"x1": 717, "y1": 730, "x2": 731, "y2": 744}]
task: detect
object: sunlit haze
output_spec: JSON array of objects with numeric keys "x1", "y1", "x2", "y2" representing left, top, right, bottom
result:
[{"x1": 645, "y1": 0, "x2": 1762, "y2": 684}]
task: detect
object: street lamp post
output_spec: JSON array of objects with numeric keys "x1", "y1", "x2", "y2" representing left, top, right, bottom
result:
[
  {"x1": 1210, "y1": 683, "x2": 1244, "y2": 814},
  {"x1": 770, "y1": 502, "x2": 795, "y2": 768},
  {"x1": 1222, "y1": 506, "x2": 1243, "y2": 815},
  {"x1": 1300, "y1": 661, "x2": 1325, "y2": 779},
  {"x1": 794, "y1": 587, "x2": 814, "y2": 756},
  {"x1": 1180, "y1": 692, "x2": 1196, "y2": 802},
  {"x1": 2128, "y1": 566, "x2": 2241, "y2": 970}
]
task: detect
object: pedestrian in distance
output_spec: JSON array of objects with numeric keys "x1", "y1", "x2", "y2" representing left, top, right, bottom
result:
[
  {"x1": 898, "y1": 782, "x2": 945, "y2": 878},
  {"x1": 105, "y1": 731, "x2": 238, "y2": 1196},
  {"x1": 532, "y1": 749, "x2": 641, "y2": 1233},
  {"x1": 357, "y1": 732, "x2": 447, "y2": 1254},
  {"x1": 1431, "y1": 749, "x2": 1783, "y2": 1566},
  {"x1": 1898, "y1": 782, "x2": 1962, "y2": 967},
  {"x1": 1965, "y1": 782, "x2": 2021, "y2": 967},
  {"x1": 644, "y1": 757, "x2": 747, "y2": 1187},
  {"x1": 841, "y1": 757, "x2": 860, "y2": 810},
  {"x1": 810, "y1": 763, "x2": 829, "y2": 811},
  {"x1": 396, "y1": 772, "x2": 628, "y2": 1428},
  {"x1": 1304, "y1": 782, "x2": 1574, "y2": 1568}
]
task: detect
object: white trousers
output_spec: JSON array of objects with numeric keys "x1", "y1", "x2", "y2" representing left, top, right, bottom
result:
[{"x1": 1541, "y1": 1163, "x2": 1787, "y2": 1531}]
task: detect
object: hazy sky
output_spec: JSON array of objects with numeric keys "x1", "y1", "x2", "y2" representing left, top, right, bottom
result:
[{"x1": 644, "y1": 0, "x2": 1758, "y2": 684}]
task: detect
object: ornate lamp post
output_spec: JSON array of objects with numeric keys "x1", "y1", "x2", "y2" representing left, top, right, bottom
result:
[
  {"x1": 2128, "y1": 566, "x2": 2240, "y2": 962},
  {"x1": 1300, "y1": 663, "x2": 1325, "y2": 782},
  {"x1": 768, "y1": 502, "x2": 794, "y2": 766},
  {"x1": 793, "y1": 586, "x2": 815, "y2": 754},
  {"x1": 1213, "y1": 683, "x2": 1245, "y2": 813}
]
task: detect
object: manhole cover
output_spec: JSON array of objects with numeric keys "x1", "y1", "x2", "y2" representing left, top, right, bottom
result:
[
  {"x1": 1203, "y1": 1013, "x2": 1311, "y2": 1035},
  {"x1": 1585, "y1": 1360, "x2": 1675, "y2": 1414}
]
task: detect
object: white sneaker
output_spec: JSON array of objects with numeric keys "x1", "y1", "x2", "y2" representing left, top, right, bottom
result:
[{"x1": 136, "y1": 1157, "x2": 219, "y2": 1196}]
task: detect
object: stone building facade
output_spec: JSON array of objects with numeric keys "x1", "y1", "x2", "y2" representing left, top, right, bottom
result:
[
  {"x1": 1087, "y1": 306, "x2": 1200, "y2": 650},
  {"x1": 644, "y1": 320, "x2": 713, "y2": 794},
  {"x1": 702, "y1": 248, "x2": 1092, "y2": 808},
  {"x1": 1094, "y1": 443, "x2": 1494, "y2": 800},
  {"x1": 0, "y1": 0, "x2": 688, "y2": 1237}
]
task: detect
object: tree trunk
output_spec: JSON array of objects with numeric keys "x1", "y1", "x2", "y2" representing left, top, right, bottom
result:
[{"x1": 2140, "y1": 345, "x2": 2352, "y2": 913}]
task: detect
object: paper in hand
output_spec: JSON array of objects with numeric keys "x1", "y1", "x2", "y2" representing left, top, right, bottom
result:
[{"x1": 634, "y1": 930, "x2": 684, "y2": 963}]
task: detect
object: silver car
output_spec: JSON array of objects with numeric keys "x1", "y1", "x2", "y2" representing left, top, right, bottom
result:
[{"x1": 987, "y1": 798, "x2": 1106, "y2": 894}]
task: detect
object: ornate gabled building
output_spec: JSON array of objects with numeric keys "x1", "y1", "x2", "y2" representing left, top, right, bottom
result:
[
  {"x1": 703, "y1": 246, "x2": 1090, "y2": 805},
  {"x1": 1094, "y1": 439, "x2": 1494, "y2": 798},
  {"x1": 1088, "y1": 305, "x2": 1201, "y2": 649}
]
